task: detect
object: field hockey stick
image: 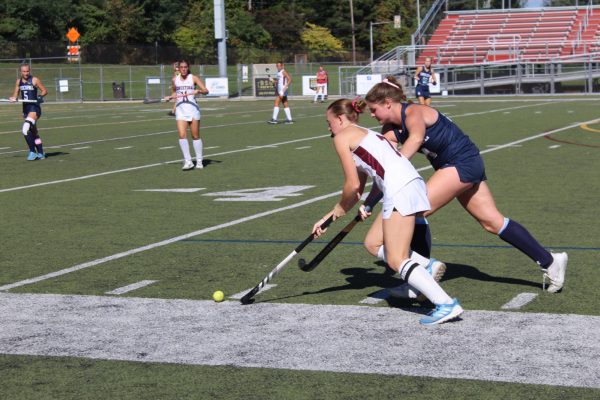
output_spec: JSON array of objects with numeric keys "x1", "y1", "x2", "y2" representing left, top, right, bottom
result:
[
  {"x1": 143, "y1": 92, "x2": 191, "y2": 104},
  {"x1": 240, "y1": 215, "x2": 334, "y2": 305},
  {"x1": 0, "y1": 98, "x2": 38, "y2": 103},
  {"x1": 298, "y1": 193, "x2": 383, "y2": 272}
]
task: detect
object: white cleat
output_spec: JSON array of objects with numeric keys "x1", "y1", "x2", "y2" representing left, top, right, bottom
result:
[
  {"x1": 543, "y1": 252, "x2": 568, "y2": 293},
  {"x1": 182, "y1": 160, "x2": 195, "y2": 170},
  {"x1": 196, "y1": 159, "x2": 204, "y2": 169}
]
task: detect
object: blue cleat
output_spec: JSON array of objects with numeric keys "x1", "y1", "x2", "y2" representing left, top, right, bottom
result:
[
  {"x1": 27, "y1": 151, "x2": 37, "y2": 161},
  {"x1": 37, "y1": 153, "x2": 45, "y2": 159},
  {"x1": 420, "y1": 298, "x2": 464, "y2": 325}
]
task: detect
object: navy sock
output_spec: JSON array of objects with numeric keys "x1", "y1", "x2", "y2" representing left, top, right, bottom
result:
[
  {"x1": 499, "y1": 219, "x2": 553, "y2": 268},
  {"x1": 24, "y1": 134, "x2": 36, "y2": 152},
  {"x1": 34, "y1": 136, "x2": 44, "y2": 154},
  {"x1": 411, "y1": 217, "x2": 431, "y2": 258}
]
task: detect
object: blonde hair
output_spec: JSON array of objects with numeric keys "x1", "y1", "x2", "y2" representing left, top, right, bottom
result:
[
  {"x1": 327, "y1": 97, "x2": 367, "y2": 123},
  {"x1": 364, "y1": 75, "x2": 409, "y2": 105}
]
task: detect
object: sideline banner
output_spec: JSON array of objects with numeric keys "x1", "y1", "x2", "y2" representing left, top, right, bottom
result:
[
  {"x1": 302, "y1": 76, "x2": 328, "y2": 96},
  {"x1": 356, "y1": 74, "x2": 382, "y2": 95},
  {"x1": 205, "y1": 78, "x2": 229, "y2": 97}
]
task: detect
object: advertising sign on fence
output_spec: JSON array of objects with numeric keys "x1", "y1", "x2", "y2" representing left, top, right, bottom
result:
[
  {"x1": 356, "y1": 74, "x2": 382, "y2": 95},
  {"x1": 255, "y1": 78, "x2": 276, "y2": 97},
  {"x1": 206, "y1": 77, "x2": 229, "y2": 97}
]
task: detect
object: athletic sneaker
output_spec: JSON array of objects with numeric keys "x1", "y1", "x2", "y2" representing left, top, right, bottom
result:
[
  {"x1": 36, "y1": 153, "x2": 45, "y2": 160},
  {"x1": 543, "y1": 252, "x2": 568, "y2": 293},
  {"x1": 27, "y1": 151, "x2": 37, "y2": 161},
  {"x1": 388, "y1": 258, "x2": 446, "y2": 300},
  {"x1": 196, "y1": 159, "x2": 204, "y2": 169},
  {"x1": 284, "y1": 120, "x2": 294, "y2": 124},
  {"x1": 182, "y1": 160, "x2": 194, "y2": 170},
  {"x1": 420, "y1": 298, "x2": 464, "y2": 325},
  {"x1": 268, "y1": 119, "x2": 278, "y2": 124}
]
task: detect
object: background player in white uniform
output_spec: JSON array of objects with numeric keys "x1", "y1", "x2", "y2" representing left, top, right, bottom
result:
[
  {"x1": 311, "y1": 98, "x2": 463, "y2": 325},
  {"x1": 268, "y1": 62, "x2": 293, "y2": 124},
  {"x1": 164, "y1": 60, "x2": 209, "y2": 170}
]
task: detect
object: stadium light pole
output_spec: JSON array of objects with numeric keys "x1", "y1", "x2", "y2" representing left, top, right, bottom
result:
[{"x1": 370, "y1": 16, "x2": 401, "y2": 64}]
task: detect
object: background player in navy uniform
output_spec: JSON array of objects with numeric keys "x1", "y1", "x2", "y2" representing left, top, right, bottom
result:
[
  {"x1": 414, "y1": 57, "x2": 436, "y2": 106},
  {"x1": 9, "y1": 64, "x2": 48, "y2": 160},
  {"x1": 268, "y1": 62, "x2": 293, "y2": 124},
  {"x1": 359, "y1": 75, "x2": 568, "y2": 296}
]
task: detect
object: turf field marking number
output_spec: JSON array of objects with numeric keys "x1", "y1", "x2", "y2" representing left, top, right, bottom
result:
[{"x1": 203, "y1": 186, "x2": 315, "y2": 202}]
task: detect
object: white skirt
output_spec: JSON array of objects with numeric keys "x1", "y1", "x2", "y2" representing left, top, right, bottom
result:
[
  {"x1": 175, "y1": 102, "x2": 201, "y2": 121},
  {"x1": 382, "y1": 178, "x2": 430, "y2": 219}
]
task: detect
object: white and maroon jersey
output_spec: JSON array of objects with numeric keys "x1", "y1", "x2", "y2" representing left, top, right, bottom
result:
[
  {"x1": 352, "y1": 129, "x2": 422, "y2": 198},
  {"x1": 276, "y1": 69, "x2": 288, "y2": 93},
  {"x1": 174, "y1": 74, "x2": 197, "y2": 106}
]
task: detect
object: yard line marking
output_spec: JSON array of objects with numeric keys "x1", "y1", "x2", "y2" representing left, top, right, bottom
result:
[
  {"x1": 0, "y1": 191, "x2": 344, "y2": 291},
  {"x1": 295, "y1": 146, "x2": 311, "y2": 150},
  {"x1": 134, "y1": 188, "x2": 205, "y2": 193},
  {"x1": 0, "y1": 147, "x2": 10, "y2": 150},
  {"x1": 72, "y1": 146, "x2": 91, "y2": 150},
  {"x1": 359, "y1": 289, "x2": 389, "y2": 304},
  {"x1": 486, "y1": 144, "x2": 522, "y2": 148},
  {"x1": 229, "y1": 284, "x2": 277, "y2": 300},
  {"x1": 549, "y1": 145, "x2": 561, "y2": 149},
  {"x1": 501, "y1": 293, "x2": 538, "y2": 310},
  {"x1": 0, "y1": 135, "x2": 329, "y2": 193},
  {"x1": 105, "y1": 280, "x2": 157, "y2": 295},
  {"x1": 159, "y1": 146, "x2": 175, "y2": 150},
  {"x1": 115, "y1": 146, "x2": 133, "y2": 150}
]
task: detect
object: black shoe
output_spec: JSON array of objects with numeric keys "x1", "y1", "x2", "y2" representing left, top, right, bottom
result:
[
  {"x1": 167, "y1": 111, "x2": 175, "y2": 116},
  {"x1": 284, "y1": 120, "x2": 294, "y2": 124},
  {"x1": 268, "y1": 119, "x2": 278, "y2": 124}
]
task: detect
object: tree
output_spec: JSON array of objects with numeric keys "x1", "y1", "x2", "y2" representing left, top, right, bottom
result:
[{"x1": 300, "y1": 22, "x2": 343, "y2": 60}]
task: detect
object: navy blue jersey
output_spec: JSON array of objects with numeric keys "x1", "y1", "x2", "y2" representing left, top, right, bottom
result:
[
  {"x1": 394, "y1": 103, "x2": 481, "y2": 171},
  {"x1": 19, "y1": 76, "x2": 39, "y2": 102},
  {"x1": 416, "y1": 66, "x2": 433, "y2": 87}
]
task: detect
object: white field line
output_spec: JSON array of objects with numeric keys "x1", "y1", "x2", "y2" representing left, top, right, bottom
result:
[
  {"x1": 501, "y1": 293, "x2": 538, "y2": 310},
  {"x1": 105, "y1": 280, "x2": 157, "y2": 295},
  {"x1": 0, "y1": 135, "x2": 329, "y2": 194},
  {"x1": 72, "y1": 146, "x2": 91, "y2": 150},
  {"x1": 133, "y1": 188, "x2": 205, "y2": 193},
  {"x1": 158, "y1": 146, "x2": 175, "y2": 150},
  {"x1": 549, "y1": 145, "x2": 562, "y2": 149},
  {"x1": 359, "y1": 289, "x2": 390, "y2": 304},
  {"x1": 0, "y1": 118, "x2": 596, "y2": 290},
  {"x1": 114, "y1": 146, "x2": 133, "y2": 150},
  {"x1": 229, "y1": 284, "x2": 277, "y2": 300}
]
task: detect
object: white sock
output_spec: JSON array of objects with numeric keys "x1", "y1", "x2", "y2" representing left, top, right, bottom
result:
[
  {"x1": 284, "y1": 107, "x2": 292, "y2": 121},
  {"x1": 398, "y1": 259, "x2": 452, "y2": 305},
  {"x1": 377, "y1": 246, "x2": 387, "y2": 263},
  {"x1": 192, "y1": 139, "x2": 203, "y2": 161},
  {"x1": 178, "y1": 139, "x2": 191, "y2": 161},
  {"x1": 272, "y1": 107, "x2": 279, "y2": 120},
  {"x1": 314, "y1": 94, "x2": 318, "y2": 102}
]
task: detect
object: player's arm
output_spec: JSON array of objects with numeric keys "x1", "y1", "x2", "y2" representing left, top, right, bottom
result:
[
  {"x1": 414, "y1": 67, "x2": 422, "y2": 84},
  {"x1": 193, "y1": 76, "x2": 209, "y2": 95},
  {"x1": 9, "y1": 79, "x2": 20, "y2": 102},
  {"x1": 165, "y1": 78, "x2": 177, "y2": 101},
  {"x1": 334, "y1": 132, "x2": 363, "y2": 216},
  {"x1": 430, "y1": 68, "x2": 437, "y2": 85},
  {"x1": 33, "y1": 77, "x2": 48, "y2": 97},
  {"x1": 283, "y1": 71, "x2": 292, "y2": 91},
  {"x1": 400, "y1": 106, "x2": 428, "y2": 160}
]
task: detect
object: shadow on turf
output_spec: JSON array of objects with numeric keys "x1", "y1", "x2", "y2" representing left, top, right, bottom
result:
[
  {"x1": 255, "y1": 260, "x2": 540, "y2": 306},
  {"x1": 12, "y1": 151, "x2": 69, "y2": 159},
  {"x1": 199, "y1": 158, "x2": 221, "y2": 168}
]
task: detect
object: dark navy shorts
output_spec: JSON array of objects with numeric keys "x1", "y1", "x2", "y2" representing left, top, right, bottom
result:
[
  {"x1": 23, "y1": 104, "x2": 41, "y2": 118},
  {"x1": 442, "y1": 154, "x2": 487, "y2": 184},
  {"x1": 415, "y1": 85, "x2": 431, "y2": 99}
]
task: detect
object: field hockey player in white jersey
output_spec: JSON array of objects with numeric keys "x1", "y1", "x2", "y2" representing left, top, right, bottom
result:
[
  {"x1": 268, "y1": 62, "x2": 293, "y2": 124},
  {"x1": 311, "y1": 98, "x2": 463, "y2": 325},
  {"x1": 164, "y1": 60, "x2": 209, "y2": 170}
]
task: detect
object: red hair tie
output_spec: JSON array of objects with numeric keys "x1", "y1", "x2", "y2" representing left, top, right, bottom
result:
[{"x1": 351, "y1": 96, "x2": 362, "y2": 113}]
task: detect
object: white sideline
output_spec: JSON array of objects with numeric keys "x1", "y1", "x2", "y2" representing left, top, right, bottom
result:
[
  {"x1": 105, "y1": 280, "x2": 157, "y2": 295},
  {"x1": 501, "y1": 292, "x2": 538, "y2": 310}
]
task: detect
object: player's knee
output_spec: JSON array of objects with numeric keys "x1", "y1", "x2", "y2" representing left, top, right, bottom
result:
[
  {"x1": 363, "y1": 238, "x2": 380, "y2": 257},
  {"x1": 480, "y1": 219, "x2": 503, "y2": 234}
]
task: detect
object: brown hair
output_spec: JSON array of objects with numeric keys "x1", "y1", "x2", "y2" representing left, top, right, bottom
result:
[
  {"x1": 327, "y1": 97, "x2": 367, "y2": 123},
  {"x1": 364, "y1": 75, "x2": 409, "y2": 105}
]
